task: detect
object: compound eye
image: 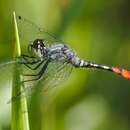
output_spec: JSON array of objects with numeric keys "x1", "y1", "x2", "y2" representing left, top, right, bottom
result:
[{"x1": 32, "y1": 39, "x2": 45, "y2": 49}]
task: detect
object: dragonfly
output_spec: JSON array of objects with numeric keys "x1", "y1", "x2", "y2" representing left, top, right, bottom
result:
[{"x1": 1, "y1": 16, "x2": 130, "y2": 101}]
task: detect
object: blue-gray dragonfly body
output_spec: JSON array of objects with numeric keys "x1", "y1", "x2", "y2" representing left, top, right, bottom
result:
[{"x1": 24, "y1": 37, "x2": 111, "y2": 83}]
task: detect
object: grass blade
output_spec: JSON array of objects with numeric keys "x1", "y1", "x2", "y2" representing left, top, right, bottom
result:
[{"x1": 11, "y1": 11, "x2": 30, "y2": 130}]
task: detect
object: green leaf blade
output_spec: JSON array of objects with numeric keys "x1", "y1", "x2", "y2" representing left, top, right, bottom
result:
[{"x1": 11, "y1": 11, "x2": 30, "y2": 130}]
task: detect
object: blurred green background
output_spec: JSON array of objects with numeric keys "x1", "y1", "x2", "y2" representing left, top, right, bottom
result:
[{"x1": 0, "y1": 0, "x2": 130, "y2": 130}]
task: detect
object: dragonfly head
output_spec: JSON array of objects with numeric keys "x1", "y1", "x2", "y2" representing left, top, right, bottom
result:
[{"x1": 29, "y1": 39, "x2": 47, "y2": 58}]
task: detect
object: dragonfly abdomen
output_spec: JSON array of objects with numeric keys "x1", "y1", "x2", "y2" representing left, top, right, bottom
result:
[
  {"x1": 83, "y1": 61, "x2": 112, "y2": 71},
  {"x1": 77, "y1": 60, "x2": 130, "y2": 80}
]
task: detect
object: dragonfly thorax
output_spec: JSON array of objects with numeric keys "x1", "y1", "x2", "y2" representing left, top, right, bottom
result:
[{"x1": 30, "y1": 39, "x2": 48, "y2": 58}]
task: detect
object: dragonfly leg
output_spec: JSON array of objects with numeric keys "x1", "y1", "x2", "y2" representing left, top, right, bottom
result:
[
  {"x1": 27, "y1": 60, "x2": 45, "y2": 70},
  {"x1": 19, "y1": 54, "x2": 46, "y2": 70},
  {"x1": 21, "y1": 54, "x2": 35, "y2": 59},
  {"x1": 23, "y1": 60, "x2": 46, "y2": 76},
  {"x1": 24, "y1": 60, "x2": 65, "y2": 77},
  {"x1": 22, "y1": 60, "x2": 40, "y2": 70},
  {"x1": 22, "y1": 59, "x2": 50, "y2": 82},
  {"x1": 21, "y1": 55, "x2": 40, "y2": 64},
  {"x1": 23, "y1": 59, "x2": 46, "y2": 70}
]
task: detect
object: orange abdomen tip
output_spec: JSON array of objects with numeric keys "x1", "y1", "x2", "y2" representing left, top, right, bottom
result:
[
  {"x1": 121, "y1": 69, "x2": 130, "y2": 80},
  {"x1": 112, "y1": 67, "x2": 130, "y2": 80}
]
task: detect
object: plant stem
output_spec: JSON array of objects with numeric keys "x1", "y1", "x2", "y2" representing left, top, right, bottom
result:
[{"x1": 11, "y1": 11, "x2": 30, "y2": 130}]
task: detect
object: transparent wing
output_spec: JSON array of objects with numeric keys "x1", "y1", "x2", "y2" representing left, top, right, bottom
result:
[
  {"x1": 0, "y1": 59, "x2": 73, "y2": 102},
  {"x1": 42, "y1": 61, "x2": 73, "y2": 91},
  {"x1": 0, "y1": 60, "x2": 15, "y2": 88},
  {"x1": 0, "y1": 59, "x2": 19, "y2": 103},
  {"x1": 0, "y1": 60, "x2": 28, "y2": 103},
  {"x1": 24, "y1": 60, "x2": 73, "y2": 97},
  {"x1": 0, "y1": 58, "x2": 25, "y2": 98},
  {"x1": 17, "y1": 16, "x2": 62, "y2": 49},
  {"x1": 0, "y1": 56, "x2": 73, "y2": 102}
]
